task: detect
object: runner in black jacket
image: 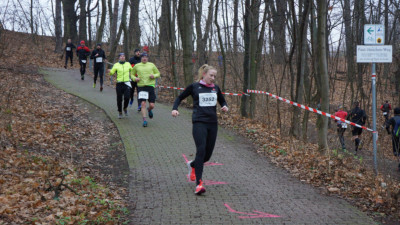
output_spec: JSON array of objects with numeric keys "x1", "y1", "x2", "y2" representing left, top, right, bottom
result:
[
  {"x1": 64, "y1": 39, "x2": 76, "y2": 69},
  {"x1": 76, "y1": 40, "x2": 90, "y2": 80},
  {"x1": 347, "y1": 101, "x2": 367, "y2": 153},
  {"x1": 386, "y1": 107, "x2": 400, "y2": 158},
  {"x1": 128, "y1": 49, "x2": 142, "y2": 110},
  {"x1": 172, "y1": 64, "x2": 228, "y2": 195},
  {"x1": 90, "y1": 43, "x2": 107, "y2": 91}
]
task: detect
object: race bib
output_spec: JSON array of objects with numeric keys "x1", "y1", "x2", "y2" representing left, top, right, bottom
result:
[
  {"x1": 341, "y1": 123, "x2": 348, "y2": 128},
  {"x1": 139, "y1": 91, "x2": 149, "y2": 100},
  {"x1": 199, "y1": 93, "x2": 217, "y2": 107},
  {"x1": 95, "y1": 57, "x2": 103, "y2": 63},
  {"x1": 66, "y1": 47, "x2": 71, "y2": 51},
  {"x1": 81, "y1": 60, "x2": 87, "y2": 63},
  {"x1": 383, "y1": 112, "x2": 387, "y2": 115}
]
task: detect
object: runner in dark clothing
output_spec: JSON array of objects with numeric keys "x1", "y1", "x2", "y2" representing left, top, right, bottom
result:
[
  {"x1": 128, "y1": 49, "x2": 141, "y2": 110},
  {"x1": 64, "y1": 39, "x2": 76, "y2": 69},
  {"x1": 172, "y1": 64, "x2": 228, "y2": 195},
  {"x1": 90, "y1": 43, "x2": 107, "y2": 91},
  {"x1": 76, "y1": 40, "x2": 90, "y2": 80},
  {"x1": 334, "y1": 105, "x2": 348, "y2": 150},
  {"x1": 380, "y1": 100, "x2": 392, "y2": 124},
  {"x1": 347, "y1": 101, "x2": 367, "y2": 153},
  {"x1": 386, "y1": 107, "x2": 400, "y2": 158}
]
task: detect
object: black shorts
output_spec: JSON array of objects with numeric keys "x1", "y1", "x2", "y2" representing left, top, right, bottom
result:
[
  {"x1": 138, "y1": 86, "x2": 156, "y2": 103},
  {"x1": 352, "y1": 127, "x2": 363, "y2": 136}
]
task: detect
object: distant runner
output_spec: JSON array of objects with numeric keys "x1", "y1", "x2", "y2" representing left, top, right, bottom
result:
[
  {"x1": 128, "y1": 49, "x2": 142, "y2": 111},
  {"x1": 64, "y1": 39, "x2": 76, "y2": 69},
  {"x1": 132, "y1": 52, "x2": 160, "y2": 127},
  {"x1": 380, "y1": 100, "x2": 392, "y2": 125},
  {"x1": 386, "y1": 107, "x2": 400, "y2": 159},
  {"x1": 172, "y1": 64, "x2": 228, "y2": 195},
  {"x1": 334, "y1": 105, "x2": 348, "y2": 150},
  {"x1": 109, "y1": 53, "x2": 133, "y2": 119},
  {"x1": 76, "y1": 40, "x2": 90, "y2": 80},
  {"x1": 90, "y1": 43, "x2": 107, "y2": 91},
  {"x1": 347, "y1": 101, "x2": 367, "y2": 154}
]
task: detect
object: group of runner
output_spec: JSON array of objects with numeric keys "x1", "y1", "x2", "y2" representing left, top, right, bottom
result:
[
  {"x1": 64, "y1": 41, "x2": 229, "y2": 194},
  {"x1": 334, "y1": 101, "x2": 400, "y2": 166}
]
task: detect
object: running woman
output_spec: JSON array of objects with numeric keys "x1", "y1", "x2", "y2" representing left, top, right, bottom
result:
[
  {"x1": 132, "y1": 52, "x2": 160, "y2": 127},
  {"x1": 347, "y1": 101, "x2": 367, "y2": 153},
  {"x1": 128, "y1": 49, "x2": 142, "y2": 111},
  {"x1": 171, "y1": 64, "x2": 228, "y2": 195},
  {"x1": 380, "y1": 100, "x2": 392, "y2": 124},
  {"x1": 334, "y1": 105, "x2": 348, "y2": 150},
  {"x1": 109, "y1": 53, "x2": 133, "y2": 119},
  {"x1": 64, "y1": 39, "x2": 76, "y2": 69},
  {"x1": 90, "y1": 43, "x2": 107, "y2": 91},
  {"x1": 76, "y1": 40, "x2": 90, "y2": 80}
]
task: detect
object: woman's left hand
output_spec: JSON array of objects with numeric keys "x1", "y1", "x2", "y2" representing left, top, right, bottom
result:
[{"x1": 221, "y1": 106, "x2": 229, "y2": 112}]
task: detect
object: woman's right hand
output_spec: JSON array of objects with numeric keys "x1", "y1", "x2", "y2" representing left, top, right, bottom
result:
[{"x1": 171, "y1": 110, "x2": 179, "y2": 117}]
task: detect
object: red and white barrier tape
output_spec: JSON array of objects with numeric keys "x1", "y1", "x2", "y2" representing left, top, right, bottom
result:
[
  {"x1": 156, "y1": 85, "x2": 248, "y2": 96},
  {"x1": 247, "y1": 89, "x2": 375, "y2": 133}
]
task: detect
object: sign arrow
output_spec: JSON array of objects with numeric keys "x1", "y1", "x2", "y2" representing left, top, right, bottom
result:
[
  {"x1": 224, "y1": 203, "x2": 281, "y2": 219},
  {"x1": 367, "y1": 27, "x2": 374, "y2": 35}
]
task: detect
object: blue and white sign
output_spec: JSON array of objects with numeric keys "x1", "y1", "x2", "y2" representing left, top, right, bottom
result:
[{"x1": 364, "y1": 24, "x2": 385, "y2": 45}]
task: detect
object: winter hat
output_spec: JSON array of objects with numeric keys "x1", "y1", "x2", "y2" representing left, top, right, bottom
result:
[
  {"x1": 97, "y1": 43, "x2": 102, "y2": 47},
  {"x1": 80, "y1": 40, "x2": 85, "y2": 45},
  {"x1": 119, "y1": 53, "x2": 125, "y2": 57},
  {"x1": 141, "y1": 52, "x2": 148, "y2": 57},
  {"x1": 394, "y1": 107, "x2": 400, "y2": 115},
  {"x1": 134, "y1": 48, "x2": 140, "y2": 53}
]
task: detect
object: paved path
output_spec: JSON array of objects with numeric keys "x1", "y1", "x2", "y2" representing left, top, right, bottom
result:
[{"x1": 42, "y1": 67, "x2": 376, "y2": 225}]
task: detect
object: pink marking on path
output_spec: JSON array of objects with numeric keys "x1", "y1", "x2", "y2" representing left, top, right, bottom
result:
[
  {"x1": 182, "y1": 154, "x2": 224, "y2": 166},
  {"x1": 224, "y1": 204, "x2": 281, "y2": 219}
]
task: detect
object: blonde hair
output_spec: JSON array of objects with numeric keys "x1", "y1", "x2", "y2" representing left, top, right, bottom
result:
[{"x1": 197, "y1": 64, "x2": 217, "y2": 81}]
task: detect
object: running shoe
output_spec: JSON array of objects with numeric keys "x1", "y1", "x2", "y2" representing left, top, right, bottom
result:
[
  {"x1": 148, "y1": 109, "x2": 153, "y2": 119},
  {"x1": 358, "y1": 140, "x2": 363, "y2": 150},
  {"x1": 195, "y1": 180, "x2": 205, "y2": 195},
  {"x1": 124, "y1": 109, "x2": 128, "y2": 117},
  {"x1": 137, "y1": 106, "x2": 141, "y2": 112},
  {"x1": 129, "y1": 100, "x2": 133, "y2": 107},
  {"x1": 81, "y1": 75, "x2": 84, "y2": 80},
  {"x1": 64, "y1": 65, "x2": 67, "y2": 69},
  {"x1": 143, "y1": 121, "x2": 148, "y2": 127},
  {"x1": 187, "y1": 160, "x2": 196, "y2": 181},
  {"x1": 93, "y1": 83, "x2": 96, "y2": 88},
  {"x1": 118, "y1": 112, "x2": 123, "y2": 119},
  {"x1": 100, "y1": 86, "x2": 103, "y2": 92}
]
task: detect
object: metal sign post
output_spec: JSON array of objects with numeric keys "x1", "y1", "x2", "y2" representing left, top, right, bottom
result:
[{"x1": 357, "y1": 24, "x2": 392, "y2": 175}]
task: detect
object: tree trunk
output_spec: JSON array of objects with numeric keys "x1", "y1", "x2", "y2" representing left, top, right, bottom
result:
[
  {"x1": 159, "y1": 0, "x2": 171, "y2": 52},
  {"x1": 109, "y1": 0, "x2": 119, "y2": 51},
  {"x1": 87, "y1": 0, "x2": 92, "y2": 46},
  {"x1": 62, "y1": 0, "x2": 78, "y2": 43},
  {"x1": 78, "y1": 0, "x2": 87, "y2": 41},
  {"x1": 233, "y1": 0, "x2": 239, "y2": 53},
  {"x1": 290, "y1": 0, "x2": 310, "y2": 138},
  {"x1": 178, "y1": 0, "x2": 194, "y2": 88},
  {"x1": 54, "y1": 0, "x2": 63, "y2": 52},
  {"x1": 168, "y1": 0, "x2": 179, "y2": 96},
  {"x1": 240, "y1": 0, "x2": 262, "y2": 118},
  {"x1": 343, "y1": 0, "x2": 355, "y2": 104},
  {"x1": 195, "y1": 0, "x2": 215, "y2": 67},
  {"x1": 120, "y1": 0, "x2": 129, "y2": 58},
  {"x1": 95, "y1": 0, "x2": 106, "y2": 44},
  {"x1": 269, "y1": 0, "x2": 287, "y2": 64},
  {"x1": 316, "y1": 0, "x2": 329, "y2": 152},
  {"x1": 128, "y1": 0, "x2": 141, "y2": 51},
  {"x1": 215, "y1": 0, "x2": 226, "y2": 91}
]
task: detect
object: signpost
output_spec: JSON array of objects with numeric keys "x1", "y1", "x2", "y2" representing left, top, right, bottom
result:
[{"x1": 357, "y1": 24, "x2": 392, "y2": 175}]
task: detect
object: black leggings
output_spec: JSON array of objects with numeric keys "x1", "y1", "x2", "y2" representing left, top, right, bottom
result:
[
  {"x1": 94, "y1": 64, "x2": 104, "y2": 86},
  {"x1": 79, "y1": 61, "x2": 87, "y2": 75},
  {"x1": 190, "y1": 122, "x2": 218, "y2": 185},
  {"x1": 129, "y1": 81, "x2": 139, "y2": 106},
  {"x1": 65, "y1": 53, "x2": 73, "y2": 66},
  {"x1": 116, "y1": 83, "x2": 131, "y2": 112},
  {"x1": 392, "y1": 134, "x2": 400, "y2": 156}
]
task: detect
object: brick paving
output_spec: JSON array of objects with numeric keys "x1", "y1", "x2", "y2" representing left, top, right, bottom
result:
[{"x1": 42, "y1": 67, "x2": 377, "y2": 225}]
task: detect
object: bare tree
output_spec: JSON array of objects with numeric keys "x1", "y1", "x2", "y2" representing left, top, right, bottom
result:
[
  {"x1": 128, "y1": 0, "x2": 141, "y2": 51},
  {"x1": 109, "y1": 0, "x2": 119, "y2": 52},
  {"x1": 95, "y1": 0, "x2": 106, "y2": 44},
  {"x1": 178, "y1": 0, "x2": 194, "y2": 87},
  {"x1": 54, "y1": 0, "x2": 63, "y2": 52},
  {"x1": 62, "y1": 0, "x2": 78, "y2": 43},
  {"x1": 158, "y1": 0, "x2": 170, "y2": 52},
  {"x1": 78, "y1": 0, "x2": 87, "y2": 41},
  {"x1": 195, "y1": 0, "x2": 215, "y2": 67}
]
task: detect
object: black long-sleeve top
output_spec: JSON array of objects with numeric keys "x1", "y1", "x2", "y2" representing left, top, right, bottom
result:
[
  {"x1": 386, "y1": 115, "x2": 400, "y2": 135},
  {"x1": 65, "y1": 43, "x2": 76, "y2": 55},
  {"x1": 90, "y1": 49, "x2": 107, "y2": 64},
  {"x1": 173, "y1": 82, "x2": 227, "y2": 124},
  {"x1": 347, "y1": 107, "x2": 367, "y2": 125}
]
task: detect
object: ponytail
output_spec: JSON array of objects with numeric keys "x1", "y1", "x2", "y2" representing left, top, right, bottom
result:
[{"x1": 197, "y1": 64, "x2": 217, "y2": 82}]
